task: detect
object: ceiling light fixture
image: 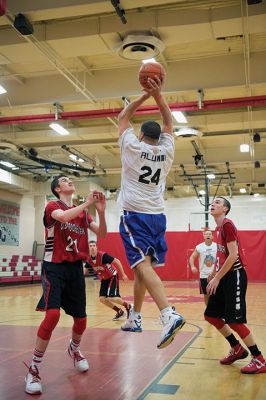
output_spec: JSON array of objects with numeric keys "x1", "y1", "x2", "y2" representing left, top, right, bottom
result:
[
  {"x1": 49, "y1": 102, "x2": 69, "y2": 135},
  {"x1": 207, "y1": 173, "x2": 215, "y2": 179},
  {"x1": 174, "y1": 128, "x2": 201, "y2": 137},
  {"x1": 240, "y1": 188, "x2": 247, "y2": 193},
  {"x1": 199, "y1": 190, "x2": 205, "y2": 195},
  {"x1": 0, "y1": 84, "x2": 7, "y2": 94},
  {"x1": 49, "y1": 123, "x2": 69, "y2": 136},
  {"x1": 142, "y1": 58, "x2": 156, "y2": 64},
  {"x1": 0, "y1": 160, "x2": 16, "y2": 169},
  {"x1": 69, "y1": 154, "x2": 84, "y2": 163},
  {"x1": 240, "y1": 144, "x2": 249, "y2": 152},
  {"x1": 172, "y1": 111, "x2": 187, "y2": 123}
]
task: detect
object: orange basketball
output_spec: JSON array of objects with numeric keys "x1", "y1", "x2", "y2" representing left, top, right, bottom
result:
[{"x1": 138, "y1": 62, "x2": 166, "y2": 89}]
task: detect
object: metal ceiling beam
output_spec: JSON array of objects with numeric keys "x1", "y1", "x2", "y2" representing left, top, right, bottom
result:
[{"x1": 1, "y1": 95, "x2": 266, "y2": 125}]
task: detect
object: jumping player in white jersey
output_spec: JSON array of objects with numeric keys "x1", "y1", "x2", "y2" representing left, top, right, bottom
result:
[{"x1": 117, "y1": 76, "x2": 185, "y2": 349}]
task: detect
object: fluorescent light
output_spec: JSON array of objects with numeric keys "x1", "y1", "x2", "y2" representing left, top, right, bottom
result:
[
  {"x1": 49, "y1": 123, "x2": 69, "y2": 136},
  {"x1": 199, "y1": 190, "x2": 205, "y2": 195},
  {"x1": 142, "y1": 58, "x2": 156, "y2": 64},
  {"x1": 69, "y1": 154, "x2": 84, "y2": 163},
  {"x1": 172, "y1": 111, "x2": 187, "y2": 123},
  {"x1": 0, "y1": 160, "x2": 16, "y2": 169},
  {"x1": 240, "y1": 188, "x2": 247, "y2": 193},
  {"x1": 0, "y1": 84, "x2": 7, "y2": 94},
  {"x1": 253, "y1": 193, "x2": 260, "y2": 197},
  {"x1": 240, "y1": 144, "x2": 249, "y2": 153},
  {"x1": 207, "y1": 173, "x2": 215, "y2": 179}
]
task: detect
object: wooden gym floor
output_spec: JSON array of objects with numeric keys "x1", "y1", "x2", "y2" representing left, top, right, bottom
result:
[{"x1": 0, "y1": 279, "x2": 265, "y2": 400}]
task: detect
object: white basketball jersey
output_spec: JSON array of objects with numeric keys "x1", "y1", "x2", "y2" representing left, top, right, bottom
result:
[
  {"x1": 118, "y1": 127, "x2": 174, "y2": 213},
  {"x1": 196, "y1": 242, "x2": 217, "y2": 278}
]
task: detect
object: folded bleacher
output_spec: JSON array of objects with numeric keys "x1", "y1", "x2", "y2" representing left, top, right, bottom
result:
[{"x1": 0, "y1": 255, "x2": 42, "y2": 284}]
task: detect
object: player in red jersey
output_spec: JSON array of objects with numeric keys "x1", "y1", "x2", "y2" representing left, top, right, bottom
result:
[
  {"x1": 204, "y1": 197, "x2": 266, "y2": 374},
  {"x1": 25, "y1": 175, "x2": 107, "y2": 395},
  {"x1": 84, "y1": 240, "x2": 131, "y2": 320}
]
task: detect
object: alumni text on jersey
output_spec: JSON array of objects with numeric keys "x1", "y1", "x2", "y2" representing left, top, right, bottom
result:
[{"x1": 140, "y1": 152, "x2": 166, "y2": 162}]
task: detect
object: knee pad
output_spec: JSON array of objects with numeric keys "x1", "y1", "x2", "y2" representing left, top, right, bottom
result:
[
  {"x1": 228, "y1": 323, "x2": 250, "y2": 339},
  {"x1": 37, "y1": 309, "x2": 60, "y2": 340},
  {"x1": 204, "y1": 315, "x2": 225, "y2": 330},
  {"x1": 73, "y1": 317, "x2": 87, "y2": 335}
]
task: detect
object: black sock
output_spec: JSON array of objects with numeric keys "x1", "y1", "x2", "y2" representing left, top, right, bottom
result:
[
  {"x1": 225, "y1": 334, "x2": 239, "y2": 347},
  {"x1": 248, "y1": 345, "x2": 261, "y2": 357}
]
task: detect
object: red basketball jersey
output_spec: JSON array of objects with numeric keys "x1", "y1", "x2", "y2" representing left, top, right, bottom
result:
[
  {"x1": 43, "y1": 200, "x2": 93, "y2": 263},
  {"x1": 86, "y1": 251, "x2": 117, "y2": 280},
  {"x1": 216, "y1": 218, "x2": 246, "y2": 271}
]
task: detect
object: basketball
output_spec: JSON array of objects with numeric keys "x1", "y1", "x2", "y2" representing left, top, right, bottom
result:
[{"x1": 138, "y1": 62, "x2": 166, "y2": 89}]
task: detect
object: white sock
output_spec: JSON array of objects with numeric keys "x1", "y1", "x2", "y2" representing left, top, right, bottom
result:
[
  {"x1": 160, "y1": 306, "x2": 173, "y2": 316},
  {"x1": 70, "y1": 338, "x2": 80, "y2": 352}
]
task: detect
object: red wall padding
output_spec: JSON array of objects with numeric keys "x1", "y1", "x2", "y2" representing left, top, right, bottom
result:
[
  {"x1": 97, "y1": 231, "x2": 266, "y2": 281},
  {"x1": 0, "y1": 0, "x2": 6, "y2": 16}
]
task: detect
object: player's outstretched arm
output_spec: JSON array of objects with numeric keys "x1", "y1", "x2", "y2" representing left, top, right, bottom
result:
[
  {"x1": 113, "y1": 258, "x2": 129, "y2": 281},
  {"x1": 189, "y1": 249, "x2": 199, "y2": 274},
  {"x1": 155, "y1": 94, "x2": 173, "y2": 135},
  {"x1": 51, "y1": 194, "x2": 98, "y2": 223},
  {"x1": 150, "y1": 79, "x2": 173, "y2": 135},
  {"x1": 118, "y1": 92, "x2": 150, "y2": 136},
  {"x1": 143, "y1": 77, "x2": 173, "y2": 135}
]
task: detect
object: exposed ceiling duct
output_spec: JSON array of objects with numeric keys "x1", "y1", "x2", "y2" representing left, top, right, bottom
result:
[{"x1": 1, "y1": 95, "x2": 266, "y2": 125}]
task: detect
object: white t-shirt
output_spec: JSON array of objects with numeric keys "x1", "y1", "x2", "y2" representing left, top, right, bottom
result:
[
  {"x1": 118, "y1": 127, "x2": 174, "y2": 214},
  {"x1": 196, "y1": 242, "x2": 217, "y2": 278}
]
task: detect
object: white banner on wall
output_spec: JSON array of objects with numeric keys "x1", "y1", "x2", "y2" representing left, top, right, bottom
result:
[{"x1": 0, "y1": 199, "x2": 20, "y2": 246}]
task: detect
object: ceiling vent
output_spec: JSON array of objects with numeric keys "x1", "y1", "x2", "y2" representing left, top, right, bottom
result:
[
  {"x1": 174, "y1": 128, "x2": 202, "y2": 138},
  {"x1": 117, "y1": 35, "x2": 165, "y2": 60}
]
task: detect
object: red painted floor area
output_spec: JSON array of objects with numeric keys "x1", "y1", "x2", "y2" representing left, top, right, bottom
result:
[{"x1": 0, "y1": 325, "x2": 195, "y2": 400}]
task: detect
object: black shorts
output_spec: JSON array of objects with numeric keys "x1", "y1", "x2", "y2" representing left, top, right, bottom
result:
[
  {"x1": 36, "y1": 260, "x2": 86, "y2": 318},
  {"x1": 204, "y1": 268, "x2": 247, "y2": 324},
  {"x1": 200, "y1": 278, "x2": 208, "y2": 294},
  {"x1": 99, "y1": 274, "x2": 120, "y2": 298}
]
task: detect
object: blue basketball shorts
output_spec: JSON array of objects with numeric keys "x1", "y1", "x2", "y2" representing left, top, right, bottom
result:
[{"x1": 119, "y1": 211, "x2": 168, "y2": 269}]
